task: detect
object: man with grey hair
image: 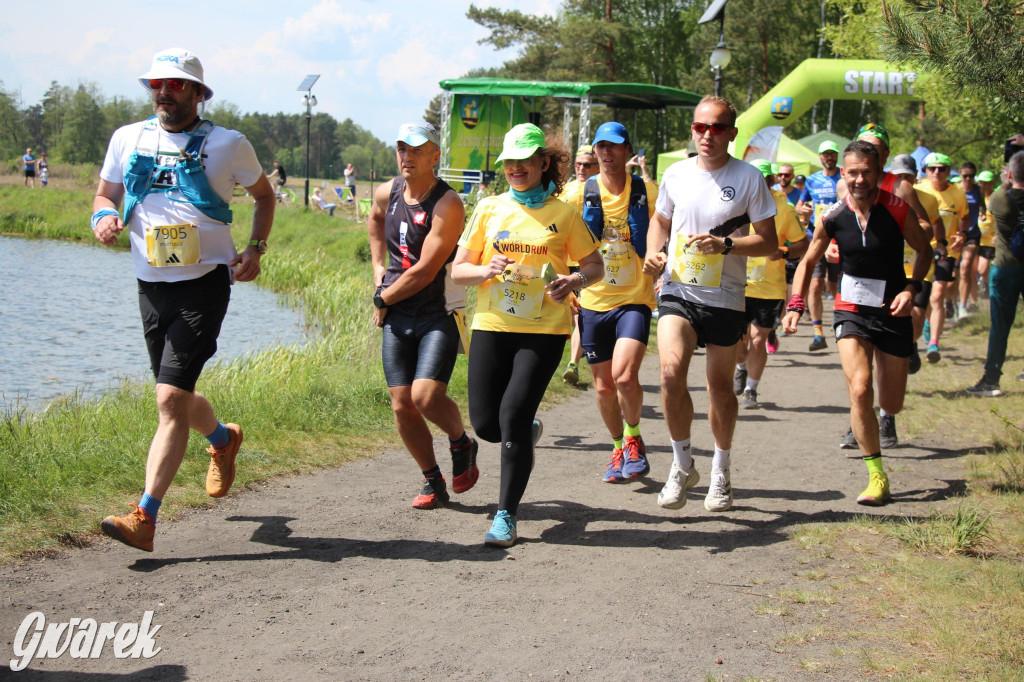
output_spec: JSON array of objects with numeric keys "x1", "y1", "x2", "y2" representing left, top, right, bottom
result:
[
  {"x1": 93, "y1": 47, "x2": 276, "y2": 552},
  {"x1": 367, "y1": 121, "x2": 478, "y2": 508},
  {"x1": 966, "y1": 150, "x2": 1024, "y2": 396}
]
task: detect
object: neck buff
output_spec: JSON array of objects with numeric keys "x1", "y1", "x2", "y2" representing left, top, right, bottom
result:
[{"x1": 510, "y1": 180, "x2": 556, "y2": 208}]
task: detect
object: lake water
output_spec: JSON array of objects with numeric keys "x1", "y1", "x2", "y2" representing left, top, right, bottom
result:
[{"x1": 0, "y1": 235, "x2": 311, "y2": 410}]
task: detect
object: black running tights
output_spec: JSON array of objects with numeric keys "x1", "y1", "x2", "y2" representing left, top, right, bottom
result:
[{"x1": 467, "y1": 330, "x2": 565, "y2": 515}]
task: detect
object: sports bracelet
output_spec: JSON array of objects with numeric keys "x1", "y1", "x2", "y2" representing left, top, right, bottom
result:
[
  {"x1": 786, "y1": 294, "x2": 806, "y2": 314},
  {"x1": 90, "y1": 208, "x2": 119, "y2": 230},
  {"x1": 578, "y1": 271, "x2": 589, "y2": 288}
]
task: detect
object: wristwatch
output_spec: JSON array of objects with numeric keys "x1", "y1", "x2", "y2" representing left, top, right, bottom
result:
[
  {"x1": 248, "y1": 239, "x2": 268, "y2": 254},
  {"x1": 907, "y1": 279, "x2": 924, "y2": 294},
  {"x1": 373, "y1": 286, "x2": 387, "y2": 309},
  {"x1": 721, "y1": 237, "x2": 734, "y2": 255}
]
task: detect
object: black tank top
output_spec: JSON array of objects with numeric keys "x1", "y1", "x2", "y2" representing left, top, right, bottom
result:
[{"x1": 382, "y1": 176, "x2": 456, "y2": 317}]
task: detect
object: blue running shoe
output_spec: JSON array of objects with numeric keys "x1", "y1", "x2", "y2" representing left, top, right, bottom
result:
[
  {"x1": 923, "y1": 319, "x2": 931, "y2": 346},
  {"x1": 485, "y1": 510, "x2": 517, "y2": 547},
  {"x1": 603, "y1": 449, "x2": 625, "y2": 483},
  {"x1": 622, "y1": 435, "x2": 650, "y2": 478},
  {"x1": 532, "y1": 419, "x2": 543, "y2": 446}
]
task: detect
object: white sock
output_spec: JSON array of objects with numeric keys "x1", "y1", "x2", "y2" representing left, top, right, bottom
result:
[
  {"x1": 671, "y1": 438, "x2": 693, "y2": 470},
  {"x1": 736, "y1": 362, "x2": 747, "y2": 371},
  {"x1": 712, "y1": 445, "x2": 731, "y2": 471},
  {"x1": 879, "y1": 408, "x2": 890, "y2": 418},
  {"x1": 746, "y1": 377, "x2": 760, "y2": 392}
]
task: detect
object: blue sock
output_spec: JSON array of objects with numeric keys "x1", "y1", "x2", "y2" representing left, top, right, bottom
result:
[
  {"x1": 206, "y1": 422, "x2": 230, "y2": 450},
  {"x1": 449, "y1": 432, "x2": 469, "y2": 450},
  {"x1": 138, "y1": 493, "x2": 161, "y2": 521}
]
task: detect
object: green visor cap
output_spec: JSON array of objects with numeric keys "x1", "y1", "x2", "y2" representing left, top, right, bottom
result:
[
  {"x1": 818, "y1": 140, "x2": 839, "y2": 154},
  {"x1": 749, "y1": 158, "x2": 774, "y2": 177},
  {"x1": 924, "y1": 152, "x2": 952, "y2": 168},
  {"x1": 496, "y1": 123, "x2": 546, "y2": 163},
  {"x1": 857, "y1": 123, "x2": 890, "y2": 148},
  {"x1": 977, "y1": 170, "x2": 995, "y2": 182}
]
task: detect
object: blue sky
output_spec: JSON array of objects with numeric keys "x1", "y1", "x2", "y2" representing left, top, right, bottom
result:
[{"x1": 2, "y1": 0, "x2": 557, "y2": 142}]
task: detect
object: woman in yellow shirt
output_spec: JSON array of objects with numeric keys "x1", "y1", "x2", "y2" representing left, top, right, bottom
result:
[{"x1": 452, "y1": 124, "x2": 603, "y2": 547}]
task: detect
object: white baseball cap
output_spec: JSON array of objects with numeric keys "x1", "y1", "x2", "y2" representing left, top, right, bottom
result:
[
  {"x1": 139, "y1": 47, "x2": 213, "y2": 101},
  {"x1": 397, "y1": 121, "x2": 439, "y2": 147}
]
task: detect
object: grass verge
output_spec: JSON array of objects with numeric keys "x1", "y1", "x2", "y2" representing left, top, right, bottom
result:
[
  {"x1": 775, "y1": 306, "x2": 1024, "y2": 679},
  {"x1": 0, "y1": 186, "x2": 581, "y2": 561}
]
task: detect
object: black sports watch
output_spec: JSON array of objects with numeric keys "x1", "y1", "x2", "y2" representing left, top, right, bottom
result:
[
  {"x1": 721, "y1": 237, "x2": 734, "y2": 255},
  {"x1": 373, "y1": 286, "x2": 387, "y2": 309}
]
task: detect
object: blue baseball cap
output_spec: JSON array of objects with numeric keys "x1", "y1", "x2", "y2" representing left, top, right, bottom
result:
[{"x1": 592, "y1": 122, "x2": 630, "y2": 146}]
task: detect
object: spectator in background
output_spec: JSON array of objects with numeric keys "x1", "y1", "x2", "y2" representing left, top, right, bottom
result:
[
  {"x1": 311, "y1": 187, "x2": 336, "y2": 216},
  {"x1": 965, "y1": 151, "x2": 1024, "y2": 397},
  {"x1": 344, "y1": 163, "x2": 357, "y2": 202},
  {"x1": 38, "y1": 152, "x2": 49, "y2": 187},
  {"x1": 23, "y1": 148, "x2": 37, "y2": 188}
]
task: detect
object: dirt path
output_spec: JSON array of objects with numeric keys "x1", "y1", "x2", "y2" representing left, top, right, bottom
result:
[{"x1": 0, "y1": 324, "x2": 969, "y2": 680}]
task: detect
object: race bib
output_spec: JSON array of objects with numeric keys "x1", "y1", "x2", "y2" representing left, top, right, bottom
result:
[
  {"x1": 841, "y1": 273, "x2": 886, "y2": 308},
  {"x1": 602, "y1": 241, "x2": 637, "y2": 287},
  {"x1": 746, "y1": 256, "x2": 767, "y2": 283},
  {"x1": 145, "y1": 223, "x2": 200, "y2": 267},
  {"x1": 814, "y1": 202, "x2": 833, "y2": 226},
  {"x1": 489, "y1": 263, "x2": 545, "y2": 320},
  {"x1": 672, "y1": 240, "x2": 723, "y2": 288}
]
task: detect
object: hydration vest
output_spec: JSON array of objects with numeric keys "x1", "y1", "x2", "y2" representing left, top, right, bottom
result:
[
  {"x1": 581, "y1": 175, "x2": 649, "y2": 258},
  {"x1": 122, "y1": 117, "x2": 233, "y2": 226}
]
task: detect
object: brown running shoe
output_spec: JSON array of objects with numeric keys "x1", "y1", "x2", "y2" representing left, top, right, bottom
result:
[
  {"x1": 101, "y1": 507, "x2": 155, "y2": 552},
  {"x1": 206, "y1": 423, "x2": 243, "y2": 497}
]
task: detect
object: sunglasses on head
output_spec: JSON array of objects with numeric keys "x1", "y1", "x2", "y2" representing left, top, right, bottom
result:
[
  {"x1": 148, "y1": 78, "x2": 187, "y2": 92},
  {"x1": 691, "y1": 122, "x2": 731, "y2": 136},
  {"x1": 927, "y1": 165, "x2": 950, "y2": 172}
]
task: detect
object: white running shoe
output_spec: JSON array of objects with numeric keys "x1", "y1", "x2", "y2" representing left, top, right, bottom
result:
[
  {"x1": 657, "y1": 461, "x2": 700, "y2": 509},
  {"x1": 704, "y1": 468, "x2": 733, "y2": 512}
]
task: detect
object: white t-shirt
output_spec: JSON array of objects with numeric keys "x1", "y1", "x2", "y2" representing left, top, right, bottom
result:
[
  {"x1": 100, "y1": 119, "x2": 263, "y2": 282},
  {"x1": 656, "y1": 156, "x2": 777, "y2": 311},
  {"x1": 344, "y1": 167, "x2": 354, "y2": 186}
]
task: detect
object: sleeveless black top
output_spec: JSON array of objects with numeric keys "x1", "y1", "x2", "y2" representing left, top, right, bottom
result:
[{"x1": 382, "y1": 176, "x2": 456, "y2": 317}]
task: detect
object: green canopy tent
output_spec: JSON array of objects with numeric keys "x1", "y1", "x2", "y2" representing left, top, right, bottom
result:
[{"x1": 437, "y1": 78, "x2": 701, "y2": 190}]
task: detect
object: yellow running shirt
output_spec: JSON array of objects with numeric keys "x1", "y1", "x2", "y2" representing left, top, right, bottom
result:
[
  {"x1": 904, "y1": 187, "x2": 941, "y2": 279},
  {"x1": 561, "y1": 176, "x2": 658, "y2": 311},
  {"x1": 460, "y1": 193, "x2": 598, "y2": 335},
  {"x1": 978, "y1": 206, "x2": 996, "y2": 248},
  {"x1": 745, "y1": 189, "x2": 806, "y2": 300},
  {"x1": 916, "y1": 181, "x2": 968, "y2": 259}
]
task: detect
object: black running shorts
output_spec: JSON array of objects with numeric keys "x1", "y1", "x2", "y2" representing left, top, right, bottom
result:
[
  {"x1": 658, "y1": 295, "x2": 746, "y2": 348},
  {"x1": 833, "y1": 309, "x2": 913, "y2": 358},
  {"x1": 138, "y1": 265, "x2": 231, "y2": 392}
]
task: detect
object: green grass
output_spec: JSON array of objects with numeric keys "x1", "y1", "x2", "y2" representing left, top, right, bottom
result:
[
  {"x1": 779, "y1": 306, "x2": 1024, "y2": 679},
  {"x1": 0, "y1": 185, "x2": 580, "y2": 560}
]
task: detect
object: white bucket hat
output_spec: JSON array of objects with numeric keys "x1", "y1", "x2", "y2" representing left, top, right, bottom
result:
[{"x1": 138, "y1": 47, "x2": 213, "y2": 101}]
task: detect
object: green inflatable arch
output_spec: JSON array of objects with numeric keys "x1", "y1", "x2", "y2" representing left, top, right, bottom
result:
[{"x1": 732, "y1": 58, "x2": 929, "y2": 157}]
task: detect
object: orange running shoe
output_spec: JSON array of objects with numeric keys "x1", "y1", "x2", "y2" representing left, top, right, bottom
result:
[
  {"x1": 206, "y1": 423, "x2": 243, "y2": 497},
  {"x1": 101, "y1": 507, "x2": 155, "y2": 552}
]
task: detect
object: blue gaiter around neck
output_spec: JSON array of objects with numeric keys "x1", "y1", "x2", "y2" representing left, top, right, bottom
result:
[{"x1": 510, "y1": 180, "x2": 556, "y2": 208}]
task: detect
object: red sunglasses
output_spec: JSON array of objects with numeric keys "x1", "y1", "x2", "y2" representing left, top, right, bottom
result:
[
  {"x1": 148, "y1": 78, "x2": 187, "y2": 92},
  {"x1": 692, "y1": 122, "x2": 731, "y2": 136}
]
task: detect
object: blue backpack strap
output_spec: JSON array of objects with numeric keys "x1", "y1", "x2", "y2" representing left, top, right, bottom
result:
[
  {"x1": 173, "y1": 120, "x2": 233, "y2": 224},
  {"x1": 581, "y1": 176, "x2": 604, "y2": 241},
  {"x1": 627, "y1": 174, "x2": 650, "y2": 259}
]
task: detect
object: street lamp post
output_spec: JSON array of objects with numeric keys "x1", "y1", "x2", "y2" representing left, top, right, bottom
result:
[
  {"x1": 699, "y1": 0, "x2": 732, "y2": 97},
  {"x1": 297, "y1": 75, "x2": 320, "y2": 207}
]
